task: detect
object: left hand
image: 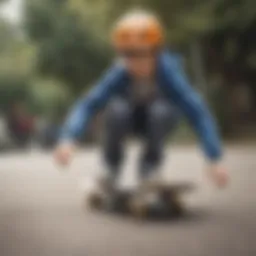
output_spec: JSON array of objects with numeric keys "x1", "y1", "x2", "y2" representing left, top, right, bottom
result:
[{"x1": 207, "y1": 162, "x2": 229, "y2": 188}]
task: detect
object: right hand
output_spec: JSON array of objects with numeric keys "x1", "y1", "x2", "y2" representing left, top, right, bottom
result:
[
  {"x1": 54, "y1": 141, "x2": 76, "y2": 167},
  {"x1": 207, "y1": 162, "x2": 229, "y2": 189}
]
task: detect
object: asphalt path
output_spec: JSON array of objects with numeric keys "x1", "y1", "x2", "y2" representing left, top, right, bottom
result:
[{"x1": 0, "y1": 145, "x2": 255, "y2": 256}]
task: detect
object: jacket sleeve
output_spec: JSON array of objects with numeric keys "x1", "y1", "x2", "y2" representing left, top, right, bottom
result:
[
  {"x1": 60, "y1": 65, "x2": 126, "y2": 141},
  {"x1": 159, "y1": 52, "x2": 222, "y2": 161}
]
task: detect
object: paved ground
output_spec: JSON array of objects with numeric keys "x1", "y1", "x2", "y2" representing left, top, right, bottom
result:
[{"x1": 0, "y1": 144, "x2": 255, "y2": 256}]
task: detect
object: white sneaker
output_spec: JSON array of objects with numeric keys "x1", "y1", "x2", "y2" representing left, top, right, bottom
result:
[
  {"x1": 80, "y1": 176, "x2": 103, "y2": 197},
  {"x1": 140, "y1": 171, "x2": 163, "y2": 189},
  {"x1": 79, "y1": 171, "x2": 118, "y2": 196}
]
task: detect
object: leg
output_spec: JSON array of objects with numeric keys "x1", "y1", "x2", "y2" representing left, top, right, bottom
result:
[
  {"x1": 83, "y1": 98, "x2": 131, "y2": 204},
  {"x1": 103, "y1": 97, "x2": 132, "y2": 178},
  {"x1": 140, "y1": 99, "x2": 180, "y2": 177}
]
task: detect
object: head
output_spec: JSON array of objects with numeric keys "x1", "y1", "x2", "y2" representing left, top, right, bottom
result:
[{"x1": 112, "y1": 10, "x2": 164, "y2": 78}]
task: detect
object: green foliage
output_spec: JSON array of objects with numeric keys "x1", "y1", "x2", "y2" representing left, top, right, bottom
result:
[
  {"x1": 29, "y1": 78, "x2": 71, "y2": 119},
  {"x1": 0, "y1": 18, "x2": 34, "y2": 112},
  {"x1": 23, "y1": 0, "x2": 256, "y2": 92},
  {"x1": 24, "y1": 0, "x2": 110, "y2": 94},
  {"x1": 0, "y1": 76, "x2": 29, "y2": 112},
  {"x1": 0, "y1": 0, "x2": 255, "y2": 133}
]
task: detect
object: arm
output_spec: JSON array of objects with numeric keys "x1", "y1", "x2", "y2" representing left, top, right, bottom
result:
[
  {"x1": 159, "y1": 52, "x2": 222, "y2": 162},
  {"x1": 60, "y1": 64, "x2": 127, "y2": 142}
]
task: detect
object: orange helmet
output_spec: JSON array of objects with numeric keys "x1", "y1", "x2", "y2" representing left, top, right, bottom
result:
[{"x1": 112, "y1": 11, "x2": 164, "y2": 51}]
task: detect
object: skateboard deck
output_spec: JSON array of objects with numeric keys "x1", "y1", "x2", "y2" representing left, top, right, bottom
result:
[{"x1": 86, "y1": 181, "x2": 196, "y2": 219}]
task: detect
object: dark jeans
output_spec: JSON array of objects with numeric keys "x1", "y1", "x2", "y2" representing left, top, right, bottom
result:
[{"x1": 103, "y1": 97, "x2": 180, "y2": 178}]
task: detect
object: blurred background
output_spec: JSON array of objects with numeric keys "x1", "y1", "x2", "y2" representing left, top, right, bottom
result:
[
  {"x1": 0, "y1": 2, "x2": 256, "y2": 256},
  {"x1": 0, "y1": 0, "x2": 255, "y2": 151}
]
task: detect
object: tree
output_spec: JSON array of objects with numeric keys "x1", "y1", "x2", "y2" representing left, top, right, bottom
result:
[
  {"x1": 0, "y1": 17, "x2": 34, "y2": 112},
  {"x1": 22, "y1": 0, "x2": 256, "y2": 133},
  {"x1": 24, "y1": 0, "x2": 110, "y2": 94}
]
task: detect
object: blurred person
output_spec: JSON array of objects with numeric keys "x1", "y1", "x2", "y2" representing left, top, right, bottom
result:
[
  {"x1": 54, "y1": 10, "x2": 228, "y2": 192},
  {"x1": 6, "y1": 102, "x2": 35, "y2": 148}
]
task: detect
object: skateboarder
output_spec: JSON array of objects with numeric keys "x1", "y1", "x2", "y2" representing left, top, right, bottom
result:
[{"x1": 54, "y1": 10, "x2": 228, "y2": 190}]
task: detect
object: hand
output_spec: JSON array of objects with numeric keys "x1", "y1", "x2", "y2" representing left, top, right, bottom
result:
[
  {"x1": 54, "y1": 141, "x2": 76, "y2": 167},
  {"x1": 207, "y1": 162, "x2": 229, "y2": 188}
]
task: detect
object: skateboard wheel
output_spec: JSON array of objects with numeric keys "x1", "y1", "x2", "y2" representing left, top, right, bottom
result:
[
  {"x1": 159, "y1": 190, "x2": 183, "y2": 216},
  {"x1": 87, "y1": 193, "x2": 104, "y2": 210},
  {"x1": 168, "y1": 194, "x2": 184, "y2": 216},
  {"x1": 129, "y1": 197, "x2": 147, "y2": 219}
]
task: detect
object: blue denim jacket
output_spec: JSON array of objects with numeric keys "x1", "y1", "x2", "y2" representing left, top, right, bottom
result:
[{"x1": 61, "y1": 50, "x2": 222, "y2": 161}]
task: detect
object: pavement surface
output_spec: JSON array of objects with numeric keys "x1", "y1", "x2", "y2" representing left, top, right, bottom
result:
[{"x1": 0, "y1": 144, "x2": 255, "y2": 256}]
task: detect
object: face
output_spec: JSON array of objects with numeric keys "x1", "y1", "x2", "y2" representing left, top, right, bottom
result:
[{"x1": 119, "y1": 48, "x2": 156, "y2": 78}]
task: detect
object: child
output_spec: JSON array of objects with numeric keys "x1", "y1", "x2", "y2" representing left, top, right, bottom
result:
[{"x1": 54, "y1": 10, "x2": 228, "y2": 190}]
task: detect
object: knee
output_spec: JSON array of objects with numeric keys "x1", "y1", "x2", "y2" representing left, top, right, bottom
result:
[
  {"x1": 148, "y1": 101, "x2": 180, "y2": 125},
  {"x1": 106, "y1": 98, "x2": 131, "y2": 123},
  {"x1": 149, "y1": 101, "x2": 171, "y2": 121}
]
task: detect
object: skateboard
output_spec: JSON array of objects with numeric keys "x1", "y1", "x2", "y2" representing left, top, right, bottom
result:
[{"x1": 86, "y1": 181, "x2": 196, "y2": 219}]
